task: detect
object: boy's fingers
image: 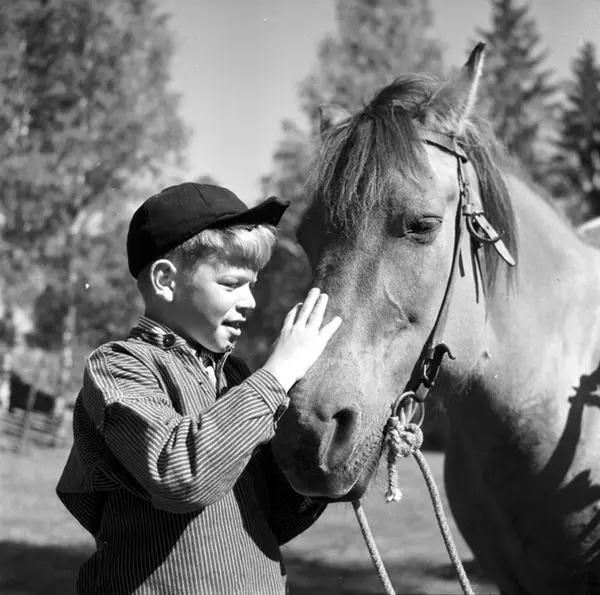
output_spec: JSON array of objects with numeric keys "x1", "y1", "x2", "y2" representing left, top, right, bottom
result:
[
  {"x1": 306, "y1": 293, "x2": 329, "y2": 328},
  {"x1": 296, "y1": 288, "x2": 321, "y2": 325},
  {"x1": 284, "y1": 303, "x2": 302, "y2": 328},
  {"x1": 320, "y1": 316, "x2": 342, "y2": 341}
]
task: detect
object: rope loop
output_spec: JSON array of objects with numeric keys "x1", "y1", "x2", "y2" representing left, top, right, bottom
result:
[{"x1": 385, "y1": 419, "x2": 424, "y2": 502}]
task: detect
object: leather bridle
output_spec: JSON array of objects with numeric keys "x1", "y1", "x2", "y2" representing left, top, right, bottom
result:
[{"x1": 391, "y1": 128, "x2": 516, "y2": 420}]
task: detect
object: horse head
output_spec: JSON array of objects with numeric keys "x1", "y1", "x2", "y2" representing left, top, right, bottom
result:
[{"x1": 272, "y1": 44, "x2": 518, "y2": 500}]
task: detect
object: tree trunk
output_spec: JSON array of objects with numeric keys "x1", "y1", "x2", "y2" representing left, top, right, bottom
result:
[
  {"x1": 55, "y1": 261, "x2": 76, "y2": 409},
  {"x1": 54, "y1": 221, "x2": 80, "y2": 416},
  {"x1": 51, "y1": 263, "x2": 76, "y2": 447},
  {"x1": 51, "y1": 211, "x2": 88, "y2": 447}
]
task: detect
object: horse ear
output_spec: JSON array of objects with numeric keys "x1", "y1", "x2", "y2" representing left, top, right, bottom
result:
[
  {"x1": 319, "y1": 104, "x2": 351, "y2": 136},
  {"x1": 426, "y1": 42, "x2": 486, "y2": 134}
]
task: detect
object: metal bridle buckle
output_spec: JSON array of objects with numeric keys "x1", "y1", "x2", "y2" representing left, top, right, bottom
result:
[
  {"x1": 421, "y1": 343, "x2": 456, "y2": 390},
  {"x1": 464, "y1": 205, "x2": 501, "y2": 245},
  {"x1": 462, "y1": 204, "x2": 516, "y2": 267}
]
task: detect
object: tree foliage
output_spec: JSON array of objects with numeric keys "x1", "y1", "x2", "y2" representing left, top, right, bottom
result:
[
  {"x1": 475, "y1": 0, "x2": 558, "y2": 184},
  {"x1": 301, "y1": 0, "x2": 444, "y2": 126},
  {"x1": 554, "y1": 42, "x2": 600, "y2": 221},
  {"x1": 0, "y1": 0, "x2": 188, "y2": 393},
  {"x1": 0, "y1": 0, "x2": 187, "y2": 250},
  {"x1": 29, "y1": 218, "x2": 142, "y2": 351}
]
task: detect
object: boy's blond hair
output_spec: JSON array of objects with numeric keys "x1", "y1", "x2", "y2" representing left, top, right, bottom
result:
[
  {"x1": 169, "y1": 223, "x2": 277, "y2": 269},
  {"x1": 137, "y1": 223, "x2": 277, "y2": 294}
]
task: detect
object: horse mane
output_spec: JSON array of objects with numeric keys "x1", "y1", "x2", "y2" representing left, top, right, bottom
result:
[{"x1": 307, "y1": 74, "x2": 518, "y2": 295}]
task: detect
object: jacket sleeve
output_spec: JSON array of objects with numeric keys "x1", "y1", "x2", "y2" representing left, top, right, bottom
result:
[
  {"x1": 83, "y1": 344, "x2": 288, "y2": 513},
  {"x1": 228, "y1": 357, "x2": 327, "y2": 544}
]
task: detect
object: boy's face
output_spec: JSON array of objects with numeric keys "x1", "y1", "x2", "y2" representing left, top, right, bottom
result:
[{"x1": 173, "y1": 258, "x2": 258, "y2": 352}]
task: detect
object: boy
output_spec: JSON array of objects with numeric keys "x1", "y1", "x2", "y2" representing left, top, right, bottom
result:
[{"x1": 56, "y1": 182, "x2": 342, "y2": 595}]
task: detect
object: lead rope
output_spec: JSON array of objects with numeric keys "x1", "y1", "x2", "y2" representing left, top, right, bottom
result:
[{"x1": 352, "y1": 407, "x2": 475, "y2": 595}]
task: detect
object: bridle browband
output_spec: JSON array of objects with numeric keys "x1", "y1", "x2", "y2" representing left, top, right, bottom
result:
[{"x1": 391, "y1": 128, "x2": 516, "y2": 419}]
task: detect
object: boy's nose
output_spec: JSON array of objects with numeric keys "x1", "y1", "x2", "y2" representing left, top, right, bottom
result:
[{"x1": 237, "y1": 286, "x2": 256, "y2": 312}]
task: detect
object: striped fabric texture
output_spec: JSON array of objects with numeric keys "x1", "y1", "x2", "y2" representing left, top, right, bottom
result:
[{"x1": 56, "y1": 316, "x2": 326, "y2": 594}]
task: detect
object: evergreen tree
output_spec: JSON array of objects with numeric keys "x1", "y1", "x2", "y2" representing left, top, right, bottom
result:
[
  {"x1": 555, "y1": 42, "x2": 600, "y2": 220},
  {"x1": 301, "y1": 0, "x2": 444, "y2": 126},
  {"x1": 476, "y1": 0, "x2": 558, "y2": 184}
]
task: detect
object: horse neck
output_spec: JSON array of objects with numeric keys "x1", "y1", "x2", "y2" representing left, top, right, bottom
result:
[
  {"x1": 451, "y1": 173, "x2": 600, "y2": 416},
  {"x1": 501, "y1": 174, "x2": 600, "y2": 367}
]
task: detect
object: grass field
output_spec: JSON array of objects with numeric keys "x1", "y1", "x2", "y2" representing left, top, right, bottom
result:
[{"x1": 0, "y1": 439, "x2": 498, "y2": 595}]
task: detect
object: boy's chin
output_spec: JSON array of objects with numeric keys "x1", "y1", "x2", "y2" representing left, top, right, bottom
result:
[
  {"x1": 211, "y1": 334, "x2": 238, "y2": 353},
  {"x1": 185, "y1": 333, "x2": 232, "y2": 354}
]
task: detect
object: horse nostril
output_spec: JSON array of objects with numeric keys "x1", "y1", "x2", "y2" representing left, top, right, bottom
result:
[{"x1": 330, "y1": 407, "x2": 360, "y2": 452}]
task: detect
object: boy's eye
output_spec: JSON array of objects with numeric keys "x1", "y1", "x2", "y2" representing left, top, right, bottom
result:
[
  {"x1": 220, "y1": 279, "x2": 256, "y2": 289},
  {"x1": 218, "y1": 270, "x2": 258, "y2": 289}
]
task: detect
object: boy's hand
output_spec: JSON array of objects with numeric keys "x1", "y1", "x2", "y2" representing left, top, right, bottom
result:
[{"x1": 262, "y1": 288, "x2": 342, "y2": 392}]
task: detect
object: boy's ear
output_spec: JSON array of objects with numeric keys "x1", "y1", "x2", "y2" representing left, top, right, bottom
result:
[{"x1": 150, "y1": 259, "x2": 177, "y2": 303}]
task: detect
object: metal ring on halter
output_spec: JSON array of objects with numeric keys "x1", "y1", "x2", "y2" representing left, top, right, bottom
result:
[
  {"x1": 466, "y1": 213, "x2": 501, "y2": 245},
  {"x1": 391, "y1": 391, "x2": 426, "y2": 427}
]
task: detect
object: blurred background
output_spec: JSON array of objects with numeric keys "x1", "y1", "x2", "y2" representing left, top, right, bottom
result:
[{"x1": 1, "y1": 1, "x2": 599, "y2": 593}]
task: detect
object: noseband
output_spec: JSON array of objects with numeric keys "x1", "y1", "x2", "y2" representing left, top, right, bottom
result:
[{"x1": 392, "y1": 128, "x2": 516, "y2": 419}]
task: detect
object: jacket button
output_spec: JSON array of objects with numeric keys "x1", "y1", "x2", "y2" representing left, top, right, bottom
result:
[{"x1": 163, "y1": 334, "x2": 176, "y2": 348}]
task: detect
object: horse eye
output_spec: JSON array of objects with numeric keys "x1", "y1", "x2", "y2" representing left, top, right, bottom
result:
[
  {"x1": 407, "y1": 216, "x2": 442, "y2": 241},
  {"x1": 412, "y1": 217, "x2": 441, "y2": 232}
]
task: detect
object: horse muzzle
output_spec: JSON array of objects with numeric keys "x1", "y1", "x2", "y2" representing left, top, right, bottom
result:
[{"x1": 272, "y1": 405, "x2": 385, "y2": 499}]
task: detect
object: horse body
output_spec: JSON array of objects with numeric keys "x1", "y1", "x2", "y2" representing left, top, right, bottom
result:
[{"x1": 271, "y1": 45, "x2": 600, "y2": 593}]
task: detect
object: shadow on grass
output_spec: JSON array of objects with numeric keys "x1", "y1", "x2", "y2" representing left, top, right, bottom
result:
[
  {"x1": 285, "y1": 553, "x2": 496, "y2": 594},
  {"x1": 0, "y1": 540, "x2": 496, "y2": 595},
  {"x1": 0, "y1": 541, "x2": 92, "y2": 595}
]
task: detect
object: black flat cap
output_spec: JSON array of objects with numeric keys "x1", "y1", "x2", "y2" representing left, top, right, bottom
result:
[{"x1": 127, "y1": 182, "x2": 289, "y2": 278}]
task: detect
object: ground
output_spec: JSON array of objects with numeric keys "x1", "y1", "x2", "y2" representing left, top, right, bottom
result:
[{"x1": 0, "y1": 439, "x2": 498, "y2": 595}]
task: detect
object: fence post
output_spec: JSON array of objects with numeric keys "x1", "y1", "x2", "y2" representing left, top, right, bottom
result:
[
  {"x1": 0, "y1": 306, "x2": 15, "y2": 412},
  {"x1": 51, "y1": 397, "x2": 69, "y2": 448},
  {"x1": 15, "y1": 372, "x2": 40, "y2": 454},
  {"x1": 0, "y1": 349, "x2": 12, "y2": 412}
]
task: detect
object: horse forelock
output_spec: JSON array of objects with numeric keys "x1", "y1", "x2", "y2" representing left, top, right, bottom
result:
[
  {"x1": 307, "y1": 73, "x2": 518, "y2": 295},
  {"x1": 307, "y1": 77, "x2": 432, "y2": 237}
]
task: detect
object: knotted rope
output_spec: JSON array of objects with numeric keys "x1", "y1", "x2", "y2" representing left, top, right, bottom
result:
[
  {"x1": 352, "y1": 404, "x2": 475, "y2": 595},
  {"x1": 384, "y1": 418, "x2": 423, "y2": 503}
]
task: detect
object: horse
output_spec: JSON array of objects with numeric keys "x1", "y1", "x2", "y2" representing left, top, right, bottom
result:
[
  {"x1": 271, "y1": 44, "x2": 600, "y2": 594},
  {"x1": 578, "y1": 217, "x2": 600, "y2": 250}
]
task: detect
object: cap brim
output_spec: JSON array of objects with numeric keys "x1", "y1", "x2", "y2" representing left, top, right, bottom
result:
[{"x1": 209, "y1": 196, "x2": 290, "y2": 229}]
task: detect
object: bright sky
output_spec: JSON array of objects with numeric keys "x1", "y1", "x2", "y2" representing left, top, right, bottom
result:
[{"x1": 158, "y1": 0, "x2": 600, "y2": 206}]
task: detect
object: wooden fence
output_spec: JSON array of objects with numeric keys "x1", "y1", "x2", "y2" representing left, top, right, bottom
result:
[{"x1": 0, "y1": 407, "x2": 72, "y2": 451}]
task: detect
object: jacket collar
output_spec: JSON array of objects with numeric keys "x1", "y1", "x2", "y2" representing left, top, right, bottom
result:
[{"x1": 128, "y1": 316, "x2": 229, "y2": 365}]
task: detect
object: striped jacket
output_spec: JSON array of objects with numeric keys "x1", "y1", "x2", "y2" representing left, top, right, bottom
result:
[{"x1": 56, "y1": 316, "x2": 325, "y2": 595}]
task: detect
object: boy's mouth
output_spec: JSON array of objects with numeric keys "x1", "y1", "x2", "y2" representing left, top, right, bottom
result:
[{"x1": 222, "y1": 320, "x2": 245, "y2": 332}]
